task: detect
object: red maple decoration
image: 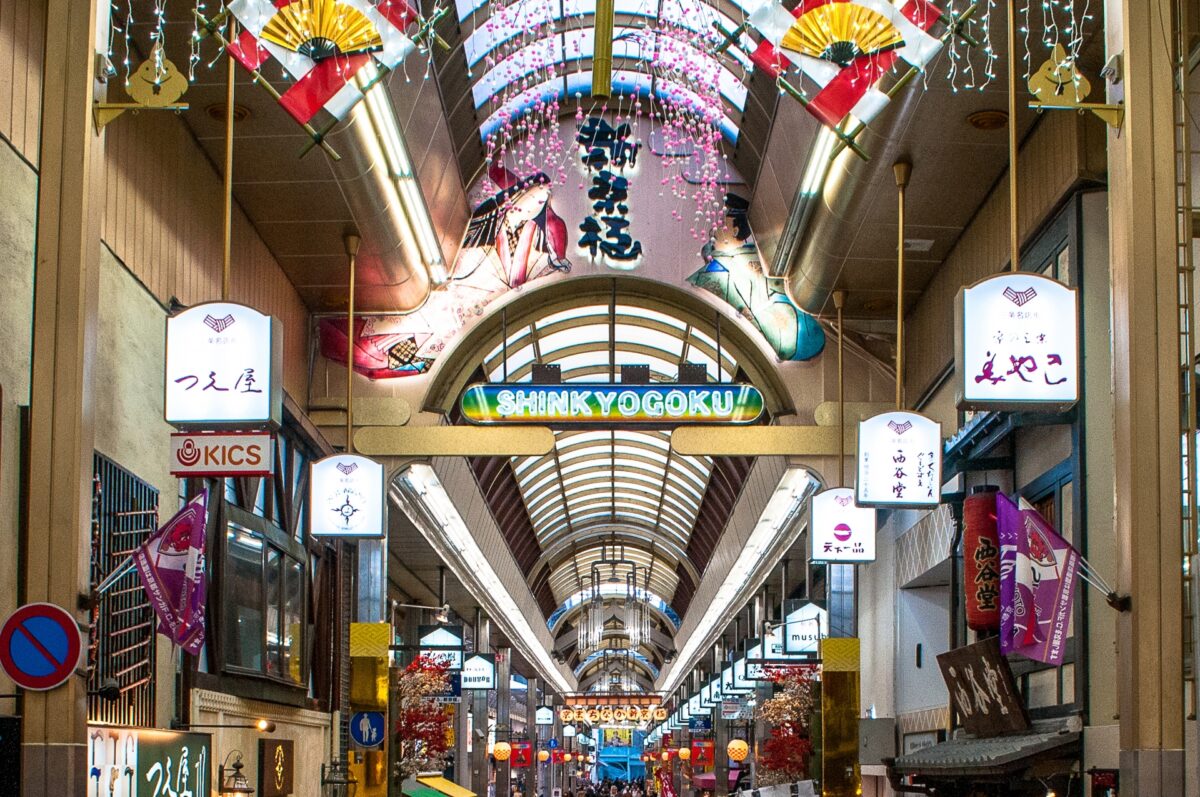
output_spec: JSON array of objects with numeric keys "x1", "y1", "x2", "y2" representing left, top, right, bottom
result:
[
  {"x1": 394, "y1": 655, "x2": 454, "y2": 781},
  {"x1": 756, "y1": 665, "x2": 818, "y2": 785}
]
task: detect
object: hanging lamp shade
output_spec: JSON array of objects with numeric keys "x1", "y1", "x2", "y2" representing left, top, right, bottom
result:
[
  {"x1": 727, "y1": 740, "x2": 749, "y2": 762},
  {"x1": 537, "y1": 750, "x2": 550, "y2": 763},
  {"x1": 493, "y1": 742, "x2": 512, "y2": 761},
  {"x1": 677, "y1": 748, "x2": 691, "y2": 761}
]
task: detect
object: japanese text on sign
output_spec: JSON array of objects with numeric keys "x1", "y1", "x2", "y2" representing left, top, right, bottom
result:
[{"x1": 856, "y1": 412, "x2": 943, "y2": 507}]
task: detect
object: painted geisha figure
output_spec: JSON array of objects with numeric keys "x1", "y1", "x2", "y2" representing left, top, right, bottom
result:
[
  {"x1": 454, "y1": 161, "x2": 571, "y2": 287},
  {"x1": 318, "y1": 161, "x2": 571, "y2": 379}
]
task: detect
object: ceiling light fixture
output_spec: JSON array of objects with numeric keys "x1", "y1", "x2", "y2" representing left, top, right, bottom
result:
[
  {"x1": 394, "y1": 464, "x2": 573, "y2": 693},
  {"x1": 657, "y1": 468, "x2": 816, "y2": 695},
  {"x1": 353, "y1": 63, "x2": 448, "y2": 284}
]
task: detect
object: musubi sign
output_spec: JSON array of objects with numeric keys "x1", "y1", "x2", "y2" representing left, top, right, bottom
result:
[{"x1": 460, "y1": 384, "x2": 764, "y2": 425}]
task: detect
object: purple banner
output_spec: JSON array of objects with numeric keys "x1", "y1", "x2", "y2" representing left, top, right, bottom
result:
[
  {"x1": 132, "y1": 490, "x2": 209, "y2": 655},
  {"x1": 996, "y1": 493, "x2": 1079, "y2": 665}
]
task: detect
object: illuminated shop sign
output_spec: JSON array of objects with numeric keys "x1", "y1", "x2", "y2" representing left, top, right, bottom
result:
[
  {"x1": 536, "y1": 706, "x2": 555, "y2": 725},
  {"x1": 85, "y1": 726, "x2": 212, "y2": 797},
  {"x1": 782, "y1": 603, "x2": 829, "y2": 655},
  {"x1": 309, "y1": 454, "x2": 386, "y2": 538},
  {"x1": 460, "y1": 384, "x2": 764, "y2": 425},
  {"x1": 165, "y1": 302, "x2": 282, "y2": 428},
  {"x1": 856, "y1": 411, "x2": 943, "y2": 508},
  {"x1": 461, "y1": 653, "x2": 497, "y2": 690},
  {"x1": 810, "y1": 487, "x2": 878, "y2": 563},
  {"x1": 955, "y1": 272, "x2": 1079, "y2": 410},
  {"x1": 418, "y1": 625, "x2": 465, "y2": 671},
  {"x1": 558, "y1": 706, "x2": 668, "y2": 724}
]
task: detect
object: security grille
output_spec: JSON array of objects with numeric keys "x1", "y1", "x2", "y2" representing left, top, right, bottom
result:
[{"x1": 87, "y1": 453, "x2": 159, "y2": 726}]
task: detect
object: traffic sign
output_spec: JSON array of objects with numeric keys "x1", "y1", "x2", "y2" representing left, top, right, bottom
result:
[
  {"x1": 547, "y1": 738, "x2": 559, "y2": 749},
  {"x1": 350, "y1": 712, "x2": 386, "y2": 748},
  {"x1": 0, "y1": 603, "x2": 82, "y2": 691}
]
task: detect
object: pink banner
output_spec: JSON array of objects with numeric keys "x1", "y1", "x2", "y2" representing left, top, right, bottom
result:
[{"x1": 132, "y1": 490, "x2": 209, "y2": 655}]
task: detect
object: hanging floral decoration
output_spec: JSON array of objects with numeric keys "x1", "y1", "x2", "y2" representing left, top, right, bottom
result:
[
  {"x1": 756, "y1": 664, "x2": 819, "y2": 786},
  {"x1": 393, "y1": 654, "x2": 454, "y2": 782}
]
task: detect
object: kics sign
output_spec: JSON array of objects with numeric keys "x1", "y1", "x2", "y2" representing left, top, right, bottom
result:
[{"x1": 170, "y1": 432, "x2": 274, "y2": 477}]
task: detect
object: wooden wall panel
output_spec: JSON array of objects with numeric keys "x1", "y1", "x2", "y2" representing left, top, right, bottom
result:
[
  {"x1": 904, "y1": 112, "x2": 1106, "y2": 402},
  {"x1": 0, "y1": 0, "x2": 45, "y2": 164},
  {"x1": 102, "y1": 111, "x2": 311, "y2": 400}
]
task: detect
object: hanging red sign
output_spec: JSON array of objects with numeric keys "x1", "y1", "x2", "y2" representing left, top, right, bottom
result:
[
  {"x1": 511, "y1": 742, "x2": 532, "y2": 768},
  {"x1": 963, "y1": 488, "x2": 1001, "y2": 631},
  {"x1": 690, "y1": 740, "x2": 714, "y2": 766}
]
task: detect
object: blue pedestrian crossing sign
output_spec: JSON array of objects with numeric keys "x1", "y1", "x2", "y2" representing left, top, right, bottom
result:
[
  {"x1": 547, "y1": 738, "x2": 559, "y2": 749},
  {"x1": 350, "y1": 712, "x2": 386, "y2": 748}
]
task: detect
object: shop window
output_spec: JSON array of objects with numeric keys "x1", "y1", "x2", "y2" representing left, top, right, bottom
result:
[{"x1": 222, "y1": 519, "x2": 306, "y2": 686}]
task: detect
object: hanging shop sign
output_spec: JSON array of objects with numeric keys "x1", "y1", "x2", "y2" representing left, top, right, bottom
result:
[
  {"x1": 170, "y1": 431, "x2": 274, "y2": 477},
  {"x1": 259, "y1": 738, "x2": 295, "y2": 797},
  {"x1": 418, "y1": 625, "x2": 464, "y2": 670},
  {"x1": 309, "y1": 454, "x2": 386, "y2": 538},
  {"x1": 562, "y1": 724, "x2": 577, "y2": 738},
  {"x1": 720, "y1": 666, "x2": 751, "y2": 695},
  {"x1": 461, "y1": 653, "x2": 497, "y2": 690},
  {"x1": 460, "y1": 384, "x2": 764, "y2": 426},
  {"x1": 85, "y1": 726, "x2": 212, "y2": 797},
  {"x1": 164, "y1": 301, "x2": 283, "y2": 428},
  {"x1": 936, "y1": 638, "x2": 1030, "y2": 737},
  {"x1": 721, "y1": 699, "x2": 752, "y2": 721},
  {"x1": 810, "y1": 487, "x2": 877, "y2": 563},
  {"x1": 856, "y1": 411, "x2": 943, "y2": 508},
  {"x1": 558, "y1": 706, "x2": 666, "y2": 724},
  {"x1": 955, "y1": 272, "x2": 1079, "y2": 410},
  {"x1": 511, "y1": 742, "x2": 533, "y2": 768},
  {"x1": 688, "y1": 715, "x2": 712, "y2": 732},
  {"x1": 536, "y1": 705, "x2": 555, "y2": 725},
  {"x1": 690, "y1": 740, "x2": 715, "y2": 766},
  {"x1": 782, "y1": 602, "x2": 829, "y2": 655}
]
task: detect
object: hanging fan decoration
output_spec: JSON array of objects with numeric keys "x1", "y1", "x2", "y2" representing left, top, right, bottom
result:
[
  {"x1": 259, "y1": 0, "x2": 385, "y2": 62},
  {"x1": 779, "y1": 2, "x2": 905, "y2": 67}
]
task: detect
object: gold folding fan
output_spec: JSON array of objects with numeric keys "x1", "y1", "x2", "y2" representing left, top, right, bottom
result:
[
  {"x1": 261, "y1": 0, "x2": 384, "y2": 61},
  {"x1": 781, "y1": 2, "x2": 904, "y2": 67}
]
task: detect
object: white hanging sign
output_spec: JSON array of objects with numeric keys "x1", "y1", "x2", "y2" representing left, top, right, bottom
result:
[
  {"x1": 955, "y1": 272, "x2": 1079, "y2": 410},
  {"x1": 461, "y1": 653, "x2": 497, "y2": 690},
  {"x1": 810, "y1": 487, "x2": 878, "y2": 563},
  {"x1": 309, "y1": 454, "x2": 386, "y2": 538},
  {"x1": 536, "y1": 706, "x2": 555, "y2": 725},
  {"x1": 164, "y1": 302, "x2": 283, "y2": 428},
  {"x1": 782, "y1": 603, "x2": 829, "y2": 655},
  {"x1": 856, "y1": 411, "x2": 943, "y2": 508}
]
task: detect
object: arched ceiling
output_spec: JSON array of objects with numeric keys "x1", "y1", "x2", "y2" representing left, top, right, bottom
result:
[
  {"x1": 429, "y1": 0, "x2": 780, "y2": 185},
  {"x1": 459, "y1": 297, "x2": 760, "y2": 672}
]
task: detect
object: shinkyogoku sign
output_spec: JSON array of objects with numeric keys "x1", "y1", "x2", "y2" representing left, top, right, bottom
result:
[
  {"x1": 955, "y1": 272, "x2": 1079, "y2": 410},
  {"x1": 459, "y1": 384, "x2": 764, "y2": 425},
  {"x1": 856, "y1": 411, "x2": 942, "y2": 508},
  {"x1": 165, "y1": 302, "x2": 283, "y2": 428}
]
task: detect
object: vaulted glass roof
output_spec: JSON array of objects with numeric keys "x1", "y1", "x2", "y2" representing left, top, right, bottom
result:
[
  {"x1": 456, "y1": 0, "x2": 761, "y2": 143},
  {"x1": 484, "y1": 301, "x2": 740, "y2": 607}
]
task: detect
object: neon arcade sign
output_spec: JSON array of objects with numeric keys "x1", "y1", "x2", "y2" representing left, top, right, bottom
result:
[{"x1": 459, "y1": 384, "x2": 765, "y2": 425}]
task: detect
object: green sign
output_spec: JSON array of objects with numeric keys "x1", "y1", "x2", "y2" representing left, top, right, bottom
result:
[
  {"x1": 86, "y1": 726, "x2": 211, "y2": 797},
  {"x1": 460, "y1": 384, "x2": 764, "y2": 425}
]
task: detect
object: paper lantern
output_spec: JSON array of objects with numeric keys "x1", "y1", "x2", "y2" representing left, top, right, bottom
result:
[
  {"x1": 677, "y1": 748, "x2": 691, "y2": 761},
  {"x1": 661, "y1": 751, "x2": 671, "y2": 762},
  {"x1": 727, "y1": 740, "x2": 749, "y2": 762},
  {"x1": 563, "y1": 754, "x2": 573, "y2": 763},
  {"x1": 963, "y1": 488, "x2": 1001, "y2": 631},
  {"x1": 537, "y1": 750, "x2": 550, "y2": 763},
  {"x1": 493, "y1": 742, "x2": 512, "y2": 761}
]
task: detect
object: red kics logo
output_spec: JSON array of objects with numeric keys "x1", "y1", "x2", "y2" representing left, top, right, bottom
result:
[{"x1": 176, "y1": 438, "x2": 202, "y2": 467}]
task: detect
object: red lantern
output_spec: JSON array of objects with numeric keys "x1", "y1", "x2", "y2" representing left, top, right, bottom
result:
[{"x1": 964, "y1": 488, "x2": 1001, "y2": 631}]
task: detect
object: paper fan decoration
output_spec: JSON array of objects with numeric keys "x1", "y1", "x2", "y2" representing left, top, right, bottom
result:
[
  {"x1": 260, "y1": 0, "x2": 384, "y2": 61},
  {"x1": 781, "y1": 2, "x2": 904, "y2": 66}
]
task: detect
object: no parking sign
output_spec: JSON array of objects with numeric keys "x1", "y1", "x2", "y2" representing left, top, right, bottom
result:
[{"x1": 0, "y1": 603, "x2": 82, "y2": 691}]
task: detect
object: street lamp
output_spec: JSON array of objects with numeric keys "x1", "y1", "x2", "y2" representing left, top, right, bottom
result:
[{"x1": 174, "y1": 719, "x2": 277, "y2": 733}]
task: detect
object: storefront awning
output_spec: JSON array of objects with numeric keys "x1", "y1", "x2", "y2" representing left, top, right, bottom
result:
[
  {"x1": 404, "y1": 786, "x2": 446, "y2": 797},
  {"x1": 417, "y1": 775, "x2": 477, "y2": 797},
  {"x1": 889, "y1": 726, "x2": 1080, "y2": 779}
]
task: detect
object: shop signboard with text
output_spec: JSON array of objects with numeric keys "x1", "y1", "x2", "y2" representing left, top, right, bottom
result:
[
  {"x1": 170, "y1": 431, "x2": 274, "y2": 477},
  {"x1": 460, "y1": 384, "x2": 764, "y2": 426},
  {"x1": 85, "y1": 726, "x2": 211, "y2": 797},
  {"x1": 955, "y1": 272, "x2": 1079, "y2": 411},
  {"x1": 856, "y1": 411, "x2": 942, "y2": 508},
  {"x1": 164, "y1": 302, "x2": 282, "y2": 428},
  {"x1": 810, "y1": 488, "x2": 877, "y2": 563},
  {"x1": 309, "y1": 454, "x2": 386, "y2": 538}
]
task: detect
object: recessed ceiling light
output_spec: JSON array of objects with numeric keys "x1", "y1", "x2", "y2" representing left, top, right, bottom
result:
[
  {"x1": 905, "y1": 238, "x2": 935, "y2": 253},
  {"x1": 205, "y1": 103, "x2": 251, "y2": 123},
  {"x1": 967, "y1": 109, "x2": 1008, "y2": 131}
]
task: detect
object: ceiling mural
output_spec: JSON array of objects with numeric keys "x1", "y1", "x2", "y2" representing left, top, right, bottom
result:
[{"x1": 318, "y1": 114, "x2": 825, "y2": 380}]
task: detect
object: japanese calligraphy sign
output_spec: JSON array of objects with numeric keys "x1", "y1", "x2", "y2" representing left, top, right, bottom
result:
[
  {"x1": 956, "y1": 272, "x2": 1079, "y2": 410},
  {"x1": 963, "y1": 489, "x2": 1001, "y2": 631},
  {"x1": 164, "y1": 302, "x2": 282, "y2": 428},
  {"x1": 810, "y1": 487, "x2": 877, "y2": 563},
  {"x1": 936, "y1": 638, "x2": 1030, "y2": 737},
  {"x1": 85, "y1": 726, "x2": 212, "y2": 797},
  {"x1": 309, "y1": 454, "x2": 386, "y2": 538},
  {"x1": 576, "y1": 116, "x2": 643, "y2": 267},
  {"x1": 418, "y1": 625, "x2": 465, "y2": 670},
  {"x1": 856, "y1": 411, "x2": 943, "y2": 508}
]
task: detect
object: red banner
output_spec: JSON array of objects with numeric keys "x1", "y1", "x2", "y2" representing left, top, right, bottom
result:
[
  {"x1": 964, "y1": 489, "x2": 1001, "y2": 631},
  {"x1": 511, "y1": 743, "x2": 532, "y2": 768},
  {"x1": 690, "y1": 741, "x2": 714, "y2": 766}
]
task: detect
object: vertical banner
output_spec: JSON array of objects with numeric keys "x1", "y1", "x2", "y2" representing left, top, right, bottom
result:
[{"x1": 820, "y1": 638, "x2": 860, "y2": 797}]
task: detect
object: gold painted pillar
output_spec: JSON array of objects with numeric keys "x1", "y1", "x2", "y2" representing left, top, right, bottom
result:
[
  {"x1": 1106, "y1": 0, "x2": 1186, "y2": 790},
  {"x1": 818, "y1": 638, "x2": 859, "y2": 797},
  {"x1": 23, "y1": 0, "x2": 105, "y2": 792}
]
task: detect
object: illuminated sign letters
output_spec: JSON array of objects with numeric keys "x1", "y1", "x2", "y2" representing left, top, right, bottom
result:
[
  {"x1": 309, "y1": 454, "x2": 386, "y2": 538},
  {"x1": 956, "y1": 272, "x2": 1079, "y2": 410},
  {"x1": 460, "y1": 384, "x2": 764, "y2": 425},
  {"x1": 856, "y1": 411, "x2": 943, "y2": 508},
  {"x1": 165, "y1": 302, "x2": 282, "y2": 428},
  {"x1": 810, "y1": 487, "x2": 877, "y2": 563}
]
